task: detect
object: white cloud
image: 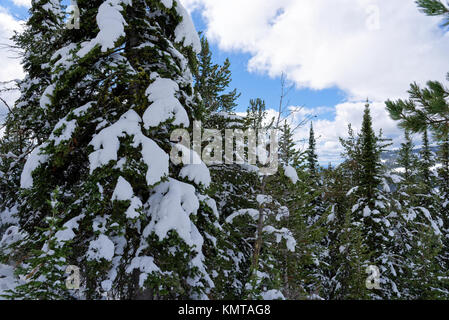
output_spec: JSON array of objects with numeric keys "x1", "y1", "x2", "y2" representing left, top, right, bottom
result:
[
  {"x1": 238, "y1": 100, "x2": 409, "y2": 165},
  {"x1": 179, "y1": 0, "x2": 203, "y2": 12},
  {"x1": 293, "y1": 101, "x2": 405, "y2": 165},
  {"x1": 184, "y1": 0, "x2": 449, "y2": 101},
  {"x1": 181, "y1": 0, "x2": 449, "y2": 163},
  {"x1": 11, "y1": 0, "x2": 31, "y2": 8},
  {"x1": 0, "y1": 7, "x2": 24, "y2": 81},
  {"x1": 0, "y1": 6, "x2": 24, "y2": 120}
]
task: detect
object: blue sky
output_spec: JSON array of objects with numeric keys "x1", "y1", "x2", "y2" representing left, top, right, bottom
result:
[
  {"x1": 4, "y1": 0, "x2": 345, "y2": 118},
  {"x1": 1, "y1": 0, "x2": 449, "y2": 164},
  {"x1": 189, "y1": 10, "x2": 345, "y2": 118}
]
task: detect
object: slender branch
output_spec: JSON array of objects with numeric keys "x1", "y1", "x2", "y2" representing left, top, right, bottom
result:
[{"x1": 0, "y1": 96, "x2": 13, "y2": 113}]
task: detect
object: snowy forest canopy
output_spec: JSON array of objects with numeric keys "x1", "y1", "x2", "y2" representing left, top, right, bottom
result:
[{"x1": 0, "y1": 0, "x2": 448, "y2": 300}]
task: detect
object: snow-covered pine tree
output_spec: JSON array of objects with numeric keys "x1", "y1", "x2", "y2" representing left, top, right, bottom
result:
[
  {"x1": 273, "y1": 121, "x2": 329, "y2": 300},
  {"x1": 342, "y1": 102, "x2": 398, "y2": 299},
  {"x1": 323, "y1": 141, "x2": 370, "y2": 299},
  {"x1": 220, "y1": 99, "x2": 298, "y2": 300},
  {"x1": 436, "y1": 131, "x2": 449, "y2": 212},
  {"x1": 307, "y1": 123, "x2": 318, "y2": 181},
  {"x1": 419, "y1": 129, "x2": 436, "y2": 190},
  {"x1": 6, "y1": 0, "x2": 223, "y2": 300},
  {"x1": 0, "y1": 0, "x2": 64, "y2": 234},
  {"x1": 390, "y1": 130, "x2": 445, "y2": 299},
  {"x1": 187, "y1": 37, "x2": 257, "y2": 299},
  {"x1": 436, "y1": 130, "x2": 449, "y2": 283},
  {"x1": 10, "y1": 0, "x2": 65, "y2": 143},
  {"x1": 1, "y1": 189, "x2": 76, "y2": 300},
  {"x1": 279, "y1": 121, "x2": 300, "y2": 168},
  {"x1": 195, "y1": 38, "x2": 249, "y2": 260},
  {"x1": 328, "y1": 207, "x2": 370, "y2": 299}
]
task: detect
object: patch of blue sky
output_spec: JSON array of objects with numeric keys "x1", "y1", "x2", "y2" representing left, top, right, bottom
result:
[
  {"x1": 190, "y1": 10, "x2": 345, "y2": 117},
  {"x1": 2, "y1": 1, "x2": 29, "y2": 19},
  {"x1": 4, "y1": 1, "x2": 345, "y2": 121}
]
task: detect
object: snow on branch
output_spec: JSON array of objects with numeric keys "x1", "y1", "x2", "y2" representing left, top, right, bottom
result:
[
  {"x1": 283, "y1": 165, "x2": 298, "y2": 184},
  {"x1": 263, "y1": 226, "x2": 296, "y2": 252},
  {"x1": 143, "y1": 75, "x2": 190, "y2": 129},
  {"x1": 89, "y1": 110, "x2": 169, "y2": 186}
]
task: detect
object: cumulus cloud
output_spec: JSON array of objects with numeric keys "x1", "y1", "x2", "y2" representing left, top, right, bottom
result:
[
  {"x1": 0, "y1": 6, "x2": 24, "y2": 119},
  {"x1": 183, "y1": 0, "x2": 449, "y2": 101},
  {"x1": 0, "y1": 1, "x2": 444, "y2": 162},
  {"x1": 237, "y1": 101, "x2": 407, "y2": 165},
  {"x1": 11, "y1": 0, "x2": 31, "y2": 8},
  {"x1": 293, "y1": 101, "x2": 406, "y2": 164},
  {"x1": 181, "y1": 0, "x2": 449, "y2": 162}
]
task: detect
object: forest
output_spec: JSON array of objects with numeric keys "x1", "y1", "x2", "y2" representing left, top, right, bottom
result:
[{"x1": 0, "y1": 0, "x2": 448, "y2": 300}]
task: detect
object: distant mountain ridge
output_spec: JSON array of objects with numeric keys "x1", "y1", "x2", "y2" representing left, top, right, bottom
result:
[{"x1": 381, "y1": 146, "x2": 440, "y2": 170}]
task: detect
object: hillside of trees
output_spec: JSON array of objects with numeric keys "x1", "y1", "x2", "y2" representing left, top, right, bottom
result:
[{"x1": 0, "y1": 0, "x2": 448, "y2": 300}]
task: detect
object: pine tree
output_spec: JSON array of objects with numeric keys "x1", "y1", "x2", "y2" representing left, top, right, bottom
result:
[
  {"x1": 1, "y1": 189, "x2": 75, "y2": 300},
  {"x1": 436, "y1": 130, "x2": 449, "y2": 283},
  {"x1": 307, "y1": 123, "x2": 319, "y2": 182},
  {"x1": 328, "y1": 208, "x2": 370, "y2": 300},
  {"x1": 0, "y1": 0, "x2": 65, "y2": 232},
  {"x1": 279, "y1": 121, "x2": 300, "y2": 167},
  {"x1": 10, "y1": 0, "x2": 65, "y2": 143},
  {"x1": 322, "y1": 145, "x2": 372, "y2": 299},
  {"x1": 195, "y1": 36, "x2": 240, "y2": 117},
  {"x1": 386, "y1": 80, "x2": 449, "y2": 140},
  {"x1": 270, "y1": 122, "x2": 329, "y2": 299},
  {"x1": 218, "y1": 99, "x2": 300, "y2": 300},
  {"x1": 386, "y1": 1, "x2": 449, "y2": 140},
  {"x1": 193, "y1": 38, "x2": 260, "y2": 299},
  {"x1": 341, "y1": 102, "x2": 398, "y2": 299},
  {"x1": 416, "y1": 0, "x2": 449, "y2": 26},
  {"x1": 390, "y1": 130, "x2": 445, "y2": 299},
  {"x1": 306, "y1": 122, "x2": 326, "y2": 221},
  {"x1": 7, "y1": 0, "x2": 224, "y2": 299},
  {"x1": 437, "y1": 131, "x2": 449, "y2": 205},
  {"x1": 419, "y1": 129, "x2": 436, "y2": 191}
]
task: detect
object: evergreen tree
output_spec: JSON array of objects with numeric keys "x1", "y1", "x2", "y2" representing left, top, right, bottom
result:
[
  {"x1": 306, "y1": 122, "x2": 325, "y2": 221},
  {"x1": 386, "y1": 80, "x2": 449, "y2": 140},
  {"x1": 390, "y1": 130, "x2": 445, "y2": 299},
  {"x1": 436, "y1": 130, "x2": 449, "y2": 281},
  {"x1": 416, "y1": 0, "x2": 449, "y2": 26},
  {"x1": 437, "y1": 131, "x2": 449, "y2": 205},
  {"x1": 1, "y1": 189, "x2": 75, "y2": 300},
  {"x1": 341, "y1": 102, "x2": 398, "y2": 299},
  {"x1": 307, "y1": 122, "x2": 319, "y2": 182},
  {"x1": 386, "y1": 1, "x2": 449, "y2": 140},
  {"x1": 272, "y1": 122, "x2": 329, "y2": 299},
  {"x1": 0, "y1": 0, "x2": 65, "y2": 232},
  {"x1": 328, "y1": 208, "x2": 370, "y2": 300},
  {"x1": 279, "y1": 121, "x2": 301, "y2": 167},
  {"x1": 195, "y1": 36, "x2": 240, "y2": 117},
  {"x1": 5, "y1": 0, "x2": 224, "y2": 299},
  {"x1": 419, "y1": 128, "x2": 436, "y2": 191}
]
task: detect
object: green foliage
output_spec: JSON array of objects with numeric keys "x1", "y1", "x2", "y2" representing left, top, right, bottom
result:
[
  {"x1": 2, "y1": 0, "x2": 449, "y2": 301},
  {"x1": 1, "y1": 189, "x2": 74, "y2": 300},
  {"x1": 386, "y1": 80, "x2": 449, "y2": 140},
  {"x1": 416, "y1": 0, "x2": 449, "y2": 26},
  {"x1": 307, "y1": 122, "x2": 319, "y2": 182},
  {"x1": 195, "y1": 36, "x2": 240, "y2": 117}
]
